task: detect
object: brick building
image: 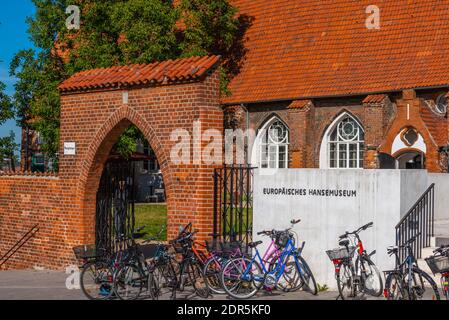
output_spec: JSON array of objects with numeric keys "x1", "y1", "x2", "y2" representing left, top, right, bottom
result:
[
  {"x1": 222, "y1": 0, "x2": 449, "y2": 173},
  {"x1": 4, "y1": 1, "x2": 449, "y2": 270}
]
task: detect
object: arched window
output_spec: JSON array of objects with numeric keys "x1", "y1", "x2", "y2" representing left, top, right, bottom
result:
[
  {"x1": 321, "y1": 114, "x2": 365, "y2": 169},
  {"x1": 259, "y1": 117, "x2": 289, "y2": 169}
]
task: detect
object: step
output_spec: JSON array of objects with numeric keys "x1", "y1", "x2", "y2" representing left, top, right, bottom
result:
[
  {"x1": 417, "y1": 257, "x2": 440, "y2": 284},
  {"x1": 435, "y1": 237, "x2": 449, "y2": 247}
]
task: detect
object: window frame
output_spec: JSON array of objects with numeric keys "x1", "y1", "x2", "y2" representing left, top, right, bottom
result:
[
  {"x1": 321, "y1": 113, "x2": 365, "y2": 169},
  {"x1": 258, "y1": 118, "x2": 290, "y2": 169}
]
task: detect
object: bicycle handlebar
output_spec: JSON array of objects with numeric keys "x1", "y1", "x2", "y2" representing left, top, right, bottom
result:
[
  {"x1": 257, "y1": 230, "x2": 273, "y2": 236},
  {"x1": 339, "y1": 222, "x2": 373, "y2": 239}
]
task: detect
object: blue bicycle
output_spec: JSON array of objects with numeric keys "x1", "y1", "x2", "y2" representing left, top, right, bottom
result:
[{"x1": 220, "y1": 220, "x2": 317, "y2": 299}]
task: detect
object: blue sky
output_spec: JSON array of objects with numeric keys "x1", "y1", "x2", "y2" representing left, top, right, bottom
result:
[{"x1": 0, "y1": 0, "x2": 36, "y2": 151}]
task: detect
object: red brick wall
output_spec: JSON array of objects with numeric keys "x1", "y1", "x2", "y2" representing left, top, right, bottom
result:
[{"x1": 0, "y1": 69, "x2": 222, "y2": 270}]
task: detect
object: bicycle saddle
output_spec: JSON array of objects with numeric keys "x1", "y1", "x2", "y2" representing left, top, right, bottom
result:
[
  {"x1": 339, "y1": 239, "x2": 350, "y2": 247},
  {"x1": 248, "y1": 241, "x2": 263, "y2": 248}
]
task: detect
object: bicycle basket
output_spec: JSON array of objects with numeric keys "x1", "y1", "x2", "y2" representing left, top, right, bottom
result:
[
  {"x1": 425, "y1": 255, "x2": 449, "y2": 274},
  {"x1": 73, "y1": 244, "x2": 98, "y2": 260},
  {"x1": 326, "y1": 246, "x2": 356, "y2": 261},
  {"x1": 275, "y1": 232, "x2": 292, "y2": 248}
]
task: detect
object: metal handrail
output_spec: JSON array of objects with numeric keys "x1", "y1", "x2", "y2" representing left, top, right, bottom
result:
[
  {"x1": 395, "y1": 183, "x2": 435, "y2": 228},
  {"x1": 0, "y1": 224, "x2": 39, "y2": 269},
  {"x1": 395, "y1": 184, "x2": 435, "y2": 260}
]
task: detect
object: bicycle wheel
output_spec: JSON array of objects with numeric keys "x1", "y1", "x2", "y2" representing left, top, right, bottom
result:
[
  {"x1": 188, "y1": 261, "x2": 210, "y2": 298},
  {"x1": 221, "y1": 257, "x2": 263, "y2": 299},
  {"x1": 154, "y1": 256, "x2": 178, "y2": 298},
  {"x1": 358, "y1": 256, "x2": 383, "y2": 297},
  {"x1": 267, "y1": 251, "x2": 303, "y2": 292},
  {"x1": 113, "y1": 263, "x2": 145, "y2": 300},
  {"x1": 147, "y1": 268, "x2": 160, "y2": 300},
  {"x1": 296, "y1": 255, "x2": 318, "y2": 295},
  {"x1": 336, "y1": 262, "x2": 359, "y2": 300},
  {"x1": 409, "y1": 267, "x2": 440, "y2": 300},
  {"x1": 80, "y1": 260, "x2": 114, "y2": 300},
  {"x1": 384, "y1": 272, "x2": 406, "y2": 300},
  {"x1": 204, "y1": 257, "x2": 226, "y2": 294}
]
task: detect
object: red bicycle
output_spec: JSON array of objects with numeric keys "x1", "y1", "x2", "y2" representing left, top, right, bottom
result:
[{"x1": 326, "y1": 222, "x2": 383, "y2": 300}]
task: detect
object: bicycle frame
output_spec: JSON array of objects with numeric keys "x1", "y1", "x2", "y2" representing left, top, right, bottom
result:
[{"x1": 241, "y1": 237, "x2": 305, "y2": 286}]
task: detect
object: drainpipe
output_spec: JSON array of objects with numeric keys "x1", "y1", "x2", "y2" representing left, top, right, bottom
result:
[{"x1": 240, "y1": 104, "x2": 249, "y2": 165}]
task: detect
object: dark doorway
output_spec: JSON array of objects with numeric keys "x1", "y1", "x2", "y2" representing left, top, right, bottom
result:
[{"x1": 396, "y1": 151, "x2": 425, "y2": 169}]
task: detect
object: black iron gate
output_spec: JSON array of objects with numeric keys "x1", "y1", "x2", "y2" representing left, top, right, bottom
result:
[
  {"x1": 213, "y1": 165, "x2": 254, "y2": 248},
  {"x1": 96, "y1": 160, "x2": 136, "y2": 255}
]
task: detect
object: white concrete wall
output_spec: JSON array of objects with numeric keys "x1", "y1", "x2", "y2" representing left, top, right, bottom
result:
[
  {"x1": 399, "y1": 170, "x2": 428, "y2": 217},
  {"x1": 428, "y1": 173, "x2": 449, "y2": 221},
  {"x1": 253, "y1": 169, "x2": 428, "y2": 289}
]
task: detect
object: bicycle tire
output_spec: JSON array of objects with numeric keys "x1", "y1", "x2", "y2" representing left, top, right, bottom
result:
[
  {"x1": 358, "y1": 256, "x2": 383, "y2": 297},
  {"x1": 266, "y1": 251, "x2": 304, "y2": 292},
  {"x1": 296, "y1": 255, "x2": 318, "y2": 295},
  {"x1": 80, "y1": 260, "x2": 114, "y2": 300},
  {"x1": 113, "y1": 263, "x2": 145, "y2": 300},
  {"x1": 221, "y1": 257, "x2": 263, "y2": 300},
  {"x1": 336, "y1": 262, "x2": 359, "y2": 300},
  {"x1": 204, "y1": 257, "x2": 226, "y2": 294},
  {"x1": 188, "y1": 261, "x2": 210, "y2": 298},
  {"x1": 409, "y1": 267, "x2": 440, "y2": 300},
  {"x1": 384, "y1": 272, "x2": 407, "y2": 300}
]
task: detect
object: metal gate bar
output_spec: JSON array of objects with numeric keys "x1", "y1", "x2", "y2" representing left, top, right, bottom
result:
[
  {"x1": 96, "y1": 161, "x2": 136, "y2": 256},
  {"x1": 213, "y1": 165, "x2": 254, "y2": 249}
]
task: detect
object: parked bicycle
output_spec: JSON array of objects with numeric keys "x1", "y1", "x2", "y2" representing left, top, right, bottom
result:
[
  {"x1": 425, "y1": 244, "x2": 449, "y2": 300},
  {"x1": 166, "y1": 224, "x2": 210, "y2": 299},
  {"x1": 384, "y1": 233, "x2": 440, "y2": 300},
  {"x1": 326, "y1": 222, "x2": 383, "y2": 300},
  {"x1": 203, "y1": 239, "x2": 245, "y2": 295},
  {"x1": 220, "y1": 219, "x2": 317, "y2": 299},
  {"x1": 74, "y1": 226, "x2": 146, "y2": 300}
]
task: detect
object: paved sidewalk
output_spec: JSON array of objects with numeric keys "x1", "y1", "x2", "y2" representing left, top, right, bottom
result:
[{"x1": 0, "y1": 270, "x2": 381, "y2": 300}]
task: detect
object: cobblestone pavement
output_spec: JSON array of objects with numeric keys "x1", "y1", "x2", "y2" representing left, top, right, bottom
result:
[{"x1": 0, "y1": 270, "x2": 385, "y2": 300}]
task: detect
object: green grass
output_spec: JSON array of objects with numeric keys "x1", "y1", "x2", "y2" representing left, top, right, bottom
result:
[{"x1": 134, "y1": 203, "x2": 167, "y2": 240}]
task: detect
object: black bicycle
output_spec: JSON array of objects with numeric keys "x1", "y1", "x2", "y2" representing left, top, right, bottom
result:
[
  {"x1": 112, "y1": 227, "x2": 166, "y2": 300},
  {"x1": 167, "y1": 228, "x2": 209, "y2": 299},
  {"x1": 384, "y1": 234, "x2": 440, "y2": 300},
  {"x1": 326, "y1": 222, "x2": 383, "y2": 300}
]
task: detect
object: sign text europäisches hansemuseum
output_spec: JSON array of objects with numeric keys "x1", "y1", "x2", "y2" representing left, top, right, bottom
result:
[{"x1": 262, "y1": 187, "x2": 357, "y2": 198}]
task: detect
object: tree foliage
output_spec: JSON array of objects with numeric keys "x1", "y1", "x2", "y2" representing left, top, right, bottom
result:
[
  {"x1": 10, "y1": 0, "x2": 240, "y2": 167},
  {"x1": 0, "y1": 131, "x2": 19, "y2": 171},
  {"x1": 0, "y1": 82, "x2": 13, "y2": 125}
]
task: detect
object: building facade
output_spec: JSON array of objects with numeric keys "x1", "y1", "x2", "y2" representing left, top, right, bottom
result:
[{"x1": 222, "y1": 0, "x2": 449, "y2": 173}]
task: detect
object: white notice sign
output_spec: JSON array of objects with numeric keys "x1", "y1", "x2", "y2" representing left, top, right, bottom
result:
[{"x1": 64, "y1": 142, "x2": 76, "y2": 155}]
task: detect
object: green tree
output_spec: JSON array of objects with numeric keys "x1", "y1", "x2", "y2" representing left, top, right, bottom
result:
[
  {"x1": 0, "y1": 131, "x2": 19, "y2": 171},
  {"x1": 179, "y1": 0, "x2": 239, "y2": 95},
  {"x1": 11, "y1": 0, "x2": 240, "y2": 167},
  {"x1": 0, "y1": 81, "x2": 13, "y2": 124}
]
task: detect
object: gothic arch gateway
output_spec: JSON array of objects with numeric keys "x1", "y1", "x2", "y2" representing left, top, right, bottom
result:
[{"x1": 0, "y1": 56, "x2": 223, "y2": 270}]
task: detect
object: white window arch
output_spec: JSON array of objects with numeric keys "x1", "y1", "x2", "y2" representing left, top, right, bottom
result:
[
  {"x1": 253, "y1": 117, "x2": 290, "y2": 169},
  {"x1": 320, "y1": 113, "x2": 365, "y2": 169}
]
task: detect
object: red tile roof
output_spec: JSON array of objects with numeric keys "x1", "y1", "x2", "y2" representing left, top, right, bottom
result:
[
  {"x1": 59, "y1": 55, "x2": 221, "y2": 93},
  {"x1": 420, "y1": 104, "x2": 448, "y2": 147},
  {"x1": 288, "y1": 99, "x2": 312, "y2": 109},
  {"x1": 224, "y1": 0, "x2": 449, "y2": 104},
  {"x1": 363, "y1": 94, "x2": 388, "y2": 104}
]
